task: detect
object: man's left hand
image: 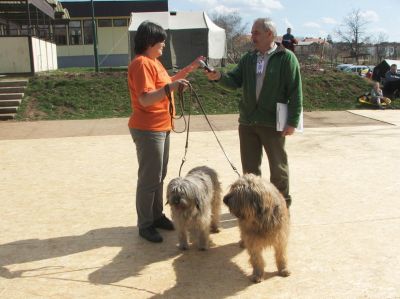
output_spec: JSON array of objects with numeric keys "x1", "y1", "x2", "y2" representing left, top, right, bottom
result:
[{"x1": 282, "y1": 125, "x2": 295, "y2": 136}]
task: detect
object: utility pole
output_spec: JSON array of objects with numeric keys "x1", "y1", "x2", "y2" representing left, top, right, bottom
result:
[{"x1": 90, "y1": 0, "x2": 99, "y2": 72}]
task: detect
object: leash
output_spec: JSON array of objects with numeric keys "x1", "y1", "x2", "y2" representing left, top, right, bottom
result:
[{"x1": 165, "y1": 82, "x2": 240, "y2": 177}]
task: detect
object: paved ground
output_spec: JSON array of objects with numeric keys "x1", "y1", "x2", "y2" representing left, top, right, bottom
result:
[{"x1": 0, "y1": 111, "x2": 399, "y2": 298}]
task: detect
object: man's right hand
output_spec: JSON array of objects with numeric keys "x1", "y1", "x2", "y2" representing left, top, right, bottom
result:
[{"x1": 205, "y1": 70, "x2": 221, "y2": 81}]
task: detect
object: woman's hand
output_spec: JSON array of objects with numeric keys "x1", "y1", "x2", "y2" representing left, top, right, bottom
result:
[
  {"x1": 172, "y1": 56, "x2": 206, "y2": 80},
  {"x1": 169, "y1": 79, "x2": 190, "y2": 92}
]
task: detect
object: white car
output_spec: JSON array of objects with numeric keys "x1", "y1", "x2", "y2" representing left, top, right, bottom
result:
[
  {"x1": 343, "y1": 65, "x2": 370, "y2": 75},
  {"x1": 336, "y1": 64, "x2": 353, "y2": 71}
]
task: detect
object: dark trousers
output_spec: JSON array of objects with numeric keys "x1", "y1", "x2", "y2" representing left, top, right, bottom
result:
[
  {"x1": 130, "y1": 128, "x2": 170, "y2": 229},
  {"x1": 239, "y1": 124, "x2": 291, "y2": 206},
  {"x1": 383, "y1": 80, "x2": 400, "y2": 98}
]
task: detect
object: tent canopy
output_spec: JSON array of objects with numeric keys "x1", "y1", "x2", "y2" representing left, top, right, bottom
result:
[
  {"x1": 372, "y1": 59, "x2": 400, "y2": 81},
  {"x1": 128, "y1": 11, "x2": 226, "y2": 69}
]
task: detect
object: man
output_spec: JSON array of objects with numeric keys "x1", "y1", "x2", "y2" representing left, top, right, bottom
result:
[
  {"x1": 205, "y1": 18, "x2": 303, "y2": 208},
  {"x1": 383, "y1": 64, "x2": 400, "y2": 98},
  {"x1": 282, "y1": 27, "x2": 297, "y2": 52}
]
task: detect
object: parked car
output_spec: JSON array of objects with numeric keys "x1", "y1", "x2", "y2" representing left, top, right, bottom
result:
[
  {"x1": 343, "y1": 65, "x2": 370, "y2": 75},
  {"x1": 336, "y1": 63, "x2": 353, "y2": 71}
]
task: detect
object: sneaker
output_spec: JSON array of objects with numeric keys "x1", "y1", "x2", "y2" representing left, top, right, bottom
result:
[
  {"x1": 139, "y1": 226, "x2": 163, "y2": 243},
  {"x1": 153, "y1": 214, "x2": 175, "y2": 230}
]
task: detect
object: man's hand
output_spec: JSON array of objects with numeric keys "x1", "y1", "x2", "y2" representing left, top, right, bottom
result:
[
  {"x1": 205, "y1": 69, "x2": 221, "y2": 81},
  {"x1": 281, "y1": 125, "x2": 295, "y2": 136}
]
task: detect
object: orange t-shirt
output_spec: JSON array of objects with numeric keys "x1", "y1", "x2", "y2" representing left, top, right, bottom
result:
[{"x1": 127, "y1": 55, "x2": 174, "y2": 131}]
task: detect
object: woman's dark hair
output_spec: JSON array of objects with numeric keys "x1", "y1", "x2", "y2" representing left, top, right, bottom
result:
[{"x1": 134, "y1": 21, "x2": 167, "y2": 54}]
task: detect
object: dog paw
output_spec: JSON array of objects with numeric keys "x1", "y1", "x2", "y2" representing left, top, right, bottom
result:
[
  {"x1": 178, "y1": 243, "x2": 189, "y2": 250},
  {"x1": 250, "y1": 274, "x2": 262, "y2": 283},
  {"x1": 210, "y1": 227, "x2": 220, "y2": 233},
  {"x1": 278, "y1": 268, "x2": 291, "y2": 277}
]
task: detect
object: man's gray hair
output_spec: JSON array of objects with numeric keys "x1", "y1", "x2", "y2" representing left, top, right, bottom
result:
[{"x1": 254, "y1": 18, "x2": 277, "y2": 37}]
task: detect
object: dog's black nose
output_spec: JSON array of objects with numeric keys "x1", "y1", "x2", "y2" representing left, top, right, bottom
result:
[
  {"x1": 223, "y1": 195, "x2": 231, "y2": 205},
  {"x1": 172, "y1": 196, "x2": 181, "y2": 205}
]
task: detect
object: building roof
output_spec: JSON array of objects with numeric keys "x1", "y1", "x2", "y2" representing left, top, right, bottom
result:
[
  {"x1": 60, "y1": 0, "x2": 167, "y2": 18},
  {"x1": 128, "y1": 11, "x2": 225, "y2": 31},
  {"x1": 0, "y1": 0, "x2": 69, "y2": 24}
]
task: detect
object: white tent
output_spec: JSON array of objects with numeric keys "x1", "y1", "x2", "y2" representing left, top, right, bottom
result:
[{"x1": 128, "y1": 11, "x2": 226, "y2": 69}]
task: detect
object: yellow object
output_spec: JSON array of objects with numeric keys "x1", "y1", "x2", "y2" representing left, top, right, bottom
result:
[{"x1": 358, "y1": 95, "x2": 391, "y2": 106}]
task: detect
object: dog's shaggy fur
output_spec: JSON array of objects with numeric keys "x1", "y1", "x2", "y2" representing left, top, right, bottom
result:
[
  {"x1": 223, "y1": 174, "x2": 290, "y2": 283},
  {"x1": 167, "y1": 166, "x2": 222, "y2": 250}
]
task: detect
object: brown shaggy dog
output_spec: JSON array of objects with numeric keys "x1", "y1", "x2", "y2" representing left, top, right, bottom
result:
[{"x1": 223, "y1": 174, "x2": 290, "y2": 283}]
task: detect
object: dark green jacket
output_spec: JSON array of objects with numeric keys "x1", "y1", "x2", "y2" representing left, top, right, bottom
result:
[{"x1": 220, "y1": 46, "x2": 303, "y2": 127}]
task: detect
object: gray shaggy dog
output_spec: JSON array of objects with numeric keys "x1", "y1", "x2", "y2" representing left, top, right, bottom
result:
[{"x1": 166, "y1": 166, "x2": 222, "y2": 250}]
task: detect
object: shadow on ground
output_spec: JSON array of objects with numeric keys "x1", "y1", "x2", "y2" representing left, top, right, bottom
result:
[
  {"x1": 0, "y1": 225, "x2": 258, "y2": 298},
  {"x1": 149, "y1": 242, "x2": 251, "y2": 299}
]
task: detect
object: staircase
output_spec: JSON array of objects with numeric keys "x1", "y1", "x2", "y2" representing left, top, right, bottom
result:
[{"x1": 0, "y1": 79, "x2": 28, "y2": 120}]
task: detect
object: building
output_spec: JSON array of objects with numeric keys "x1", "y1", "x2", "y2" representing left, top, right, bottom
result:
[
  {"x1": 57, "y1": 0, "x2": 167, "y2": 68},
  {"x1": 0, "y1": 0, "x2": 69, "y2": 74}
]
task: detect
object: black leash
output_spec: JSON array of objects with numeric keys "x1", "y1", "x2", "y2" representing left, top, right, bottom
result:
[{"x1": 165, "y1": 82, "x2": 240, "y2": 177}]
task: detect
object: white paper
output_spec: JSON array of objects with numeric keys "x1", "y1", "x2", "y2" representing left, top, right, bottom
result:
[{"x1": 276, "y1": 103, "x2": 303, "y2": 132}]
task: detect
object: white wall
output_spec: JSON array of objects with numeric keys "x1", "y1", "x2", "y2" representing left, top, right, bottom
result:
[
  {"x1": 57, "y1": 26, "x2": 128, "y2": 57},
  {"x1": 0, "y1": 37, "x2": 31, "y2": 73},
  {"x1": 0, "y1": 36, "x2": 58, "y2": 74},
  {"x1": 31, "y1": 37, "x2": 58, "y2": 72}
]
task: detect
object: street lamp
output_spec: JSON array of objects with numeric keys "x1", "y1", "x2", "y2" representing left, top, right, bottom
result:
[{"x1": 90, "y1": 0, "x2": 99, "y2": 72}]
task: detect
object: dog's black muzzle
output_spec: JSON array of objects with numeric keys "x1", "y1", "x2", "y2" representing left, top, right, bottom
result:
[
  {"x1": 223, "y1": 194, "x2": 232, "y2": 206},
  {"x1": 171, "y1": 195, "x2": 181, "y2": 205}
]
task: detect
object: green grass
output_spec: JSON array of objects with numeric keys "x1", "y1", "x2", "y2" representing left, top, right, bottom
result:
[{"x1": 15, "y1": 66, "x2": 399, "y2": 121}]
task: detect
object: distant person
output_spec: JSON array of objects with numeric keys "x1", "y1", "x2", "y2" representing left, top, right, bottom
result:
[
  {"x1": 370, "y1": 82, "x2": 390, "y2": 109},
  {"x1": 383, "y1": 64, "x2": 400, "y2": 98},
  {"x1": 282, "y1": 27, "x2": 298, "y2": 52},
  {"x1": 128, "y1": 21, "x2": 203, "y2": 243}
]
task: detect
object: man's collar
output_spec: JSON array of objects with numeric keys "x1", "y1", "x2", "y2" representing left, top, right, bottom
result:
[{"x1": 257, "y1": 43, "x2": 277, "y2": 56}]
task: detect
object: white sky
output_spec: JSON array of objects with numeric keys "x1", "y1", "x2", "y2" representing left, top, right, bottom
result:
[{"x1": 168, "y1": 0, "x2": 400, "y2": 42}]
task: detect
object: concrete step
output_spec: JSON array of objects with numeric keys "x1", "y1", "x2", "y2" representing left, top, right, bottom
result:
[
  {"x1": 0, "y1": 106, "x2": 18, "y2": 114},
  {"x1": 0, "y1": 99, "x2": 22, "y2": 107},
  {"x1": 0, "y1": 87, "x2": 26, "y2": 94},
  {"x1": 0, "y1": 80, "x2": 28, "y2": 87},
  {"x1": 0, "y1": 93, "x2": 24, "y2": 100},
  {"x1": 0, "y1": 113, "x2": 15, "y2": 121}
]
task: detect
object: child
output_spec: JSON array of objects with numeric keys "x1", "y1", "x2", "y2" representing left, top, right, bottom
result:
[{"x1": 371, "y1": 82, "x2": 390, "y2": 109}]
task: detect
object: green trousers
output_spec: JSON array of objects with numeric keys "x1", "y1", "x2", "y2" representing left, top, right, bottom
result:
[{"x1": 239, "y1": 124, "x2": 291, "y2": 206}]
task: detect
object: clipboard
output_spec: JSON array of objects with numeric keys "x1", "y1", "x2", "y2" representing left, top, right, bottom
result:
[{"x1": 276, "y1": 103, "x2": 303, "y2": 132}]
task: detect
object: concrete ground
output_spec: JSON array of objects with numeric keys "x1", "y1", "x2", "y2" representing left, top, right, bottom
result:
[{"x1": 0, "y1": 111, "x2": 399, "y2": 298}]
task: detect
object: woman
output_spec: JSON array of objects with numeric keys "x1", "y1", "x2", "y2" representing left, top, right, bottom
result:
[{"x1": 128, "y1": 21, "x2": 203, "y2": 242}]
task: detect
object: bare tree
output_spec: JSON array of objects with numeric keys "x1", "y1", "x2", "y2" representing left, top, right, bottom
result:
[
  {"x1": 335, "y1": 9, "x2": 370, "y2": 64},
  {"x1": 211, "y1": 12, "x2": 250, "y2": 63},
  {"x1": 374, "y1": 32, "x2": 389, "y2": 63}
]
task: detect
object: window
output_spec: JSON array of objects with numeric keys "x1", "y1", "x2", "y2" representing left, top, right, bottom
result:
[
  {"x1": 38, "y1": 25, "x2": 49, "y2": 39},
  {"x1": 20, "y1": 25, "x2": 29, "y2": 35},
  {"x1": 83, "y1": 20, "x2": 94, "y2": 44},
  {"x1": 54, "y1": 24, "x2": 68, "y2": 45},
  {"x1": 69, "y1": 20, "x2": 82, "y2": 45},
  {"x1": 113, "y1": 19, "x2": 128, "y2": 27},
  {"x1": 98, "y1": 19, "x2": 112, "y2": 27},
  {"x1": 8, "y1": 24, "x2": 18, "y2": 35}
]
